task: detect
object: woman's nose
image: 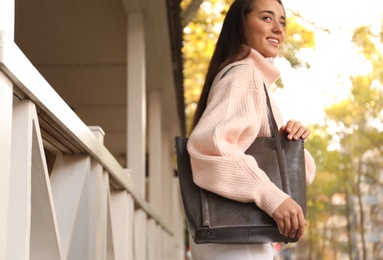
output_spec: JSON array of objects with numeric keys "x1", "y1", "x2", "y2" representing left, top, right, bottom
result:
[{"x1": 273, "y1": 22, "x2": 284, "y2": 34}]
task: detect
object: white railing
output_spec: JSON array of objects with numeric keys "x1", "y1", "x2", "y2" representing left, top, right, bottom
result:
[{"x1": 0, "y1": 29, "x2": 184, "y2": 260}]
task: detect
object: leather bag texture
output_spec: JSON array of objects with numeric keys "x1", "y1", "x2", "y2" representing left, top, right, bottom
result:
[
  {"x1": 175, "y1": 135, "x2": 306, "y2": 244},
  {"x1": 175, "y1": 82, "x2": 307, "y2": 244}
]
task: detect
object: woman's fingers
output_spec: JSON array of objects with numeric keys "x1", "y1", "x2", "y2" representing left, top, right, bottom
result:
[
  {"x1": 283, "y1": 217, "x2": 291, "y2": 237},
  {"x1": 280, "y1": 120, "x2": 310, "y2": 140},
  {"x1": 296, "y1": 211, "x2": 306, "y2": 238},
  {"x1": 289, "y1": 214, "x2": 298, "y2": 237},
  {"x1": 272, "y1": 198, "x2": 306, "y2": 238}
]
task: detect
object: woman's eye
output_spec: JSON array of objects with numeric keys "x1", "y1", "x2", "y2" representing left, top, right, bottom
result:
[
  {"x1": 280, "y1": 21, "x2": 286, "y2": 27},
  {"x1": 263, "y1": 16, "x2": 272, "y2": 21}
]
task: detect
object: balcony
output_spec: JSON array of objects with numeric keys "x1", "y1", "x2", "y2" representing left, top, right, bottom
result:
[{"x1": 0, "y1": 0, "x2": 188, "y2": 259}]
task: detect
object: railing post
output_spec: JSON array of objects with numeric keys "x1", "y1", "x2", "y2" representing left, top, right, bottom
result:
[
  {"x1": 88, "y1": 126, "x2": 111, "y2": 259},
  {"x1": 0, "y1": 0, "x2": 15, "y2": 257},
  {"x1": 173, "y1": 177, "x2": 186, "y2": 259},
  {"x1": 0, "y1": 71, "x2": 13, "y2": 259},
  {"x1": 162, "y1": 130, "x2": 172, "y2": 224},
  {"x1": 110, "y1": 190, "x2": 134, "y2": 260},
  {"x1": 9, "y1": 100, "x2": 62, "y2": 260},
  {"x1": 133, "y1": 209, "x2": 147, "y2": 260}
]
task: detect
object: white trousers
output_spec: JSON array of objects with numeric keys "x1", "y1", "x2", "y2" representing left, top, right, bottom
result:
[{"x1": 189, "y1": 235, "x2": 273, "y2": 260}]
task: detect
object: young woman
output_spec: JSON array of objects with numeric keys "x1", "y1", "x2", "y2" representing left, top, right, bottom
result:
[{"x1": 187, "y1": 0, "x2": 316, "y2": 259}]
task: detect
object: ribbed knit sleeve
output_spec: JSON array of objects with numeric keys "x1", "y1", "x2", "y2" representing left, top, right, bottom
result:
[
  {"x1": 187, "y1": 64, "x2": 289, "y2": 217},
  {"x1": 304, "y1": 149, "x2": 316, "y2": 185}
]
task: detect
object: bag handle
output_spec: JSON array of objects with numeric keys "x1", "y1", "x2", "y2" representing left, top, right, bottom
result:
[
  {"x1": 263, "y1": 83, "x2": 280, "y2": 145},
  {"x1": 263, "y1": 83, "x2": 291, "y2": 195}
]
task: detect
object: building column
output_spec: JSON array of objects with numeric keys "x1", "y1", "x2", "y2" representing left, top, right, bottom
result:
[
  {"x1": 148, "y1": 90, "x2": 162, "y2": 214},
  {"x1": 126, "y1": 11, "x2": 146, "y2": 198}
]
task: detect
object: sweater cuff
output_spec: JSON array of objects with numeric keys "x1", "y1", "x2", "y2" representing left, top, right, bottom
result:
[
  {"x1": 304, "y1": 149, "x2": 316, "y2": 185},
  {"x1": 255, "y1": 182, "x2": 289, "y2": 217}
]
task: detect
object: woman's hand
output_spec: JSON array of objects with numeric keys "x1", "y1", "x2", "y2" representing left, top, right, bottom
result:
[
  {"x1": 272, "y1": 198, "x2": 306, "y2": 238},
  {"x1": 280, "y1": 120, "x2": 310, "y2": 141}
]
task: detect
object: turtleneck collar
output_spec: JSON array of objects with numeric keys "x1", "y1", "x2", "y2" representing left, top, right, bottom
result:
[{"x1": 237, "y1": 47, "x2": 281, "y2": 88}]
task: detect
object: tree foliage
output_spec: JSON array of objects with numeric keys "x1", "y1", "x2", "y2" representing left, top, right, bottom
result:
[{"x1": 304, "y1": 19, "x2": 383, "y2": 259}]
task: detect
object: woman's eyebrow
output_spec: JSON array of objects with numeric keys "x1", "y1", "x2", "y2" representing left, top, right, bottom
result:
[{"x1": 259, "y1": 10, "x2": 286, "y2": 20}]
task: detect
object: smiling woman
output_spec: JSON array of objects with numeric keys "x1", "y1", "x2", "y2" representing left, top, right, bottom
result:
[
  {"x1": 183, "y1": 0, "x2": 383, "y2": 258},
  {"x1": 185, "y1": 0, "x2": 316, "y2": 259},
  {"x1": 245, "y1": 0, "x2": 286, "y2": 57}
]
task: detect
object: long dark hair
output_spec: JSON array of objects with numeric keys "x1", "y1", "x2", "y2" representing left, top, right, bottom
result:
[{"x1": 190, "y1": 0, "x2": 285, "y2": 131}]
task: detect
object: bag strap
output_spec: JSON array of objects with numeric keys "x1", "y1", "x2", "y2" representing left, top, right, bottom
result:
[
  {"x1": 263, "y1": 83, "x2": 291, "y2": 195},
  {"x1": 263, "y1": 84, "x2": 280, "y2": 145},
  {"x1": 219, "y1": 64, "x2": 243, "y2": 79}
]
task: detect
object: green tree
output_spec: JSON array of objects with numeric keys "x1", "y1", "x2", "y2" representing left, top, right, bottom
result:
[
  {"x1": 318, "y1": 22, "x2": 383, "y2": 259},
  {"x1": 302, "y1": 125, "x2": 345, "y2": 259}
]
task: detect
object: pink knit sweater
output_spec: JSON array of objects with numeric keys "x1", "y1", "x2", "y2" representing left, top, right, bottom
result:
[{"x1": 187, "y1": 48, "x2": 316, "y2": 217}]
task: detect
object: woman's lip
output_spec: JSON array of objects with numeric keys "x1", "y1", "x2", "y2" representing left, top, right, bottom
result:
[{"x1": 268, "y1": 38, "x2": 280, "y2": 47}]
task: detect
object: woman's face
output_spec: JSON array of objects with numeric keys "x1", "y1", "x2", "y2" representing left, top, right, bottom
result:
[{"x1": 245, "y1": 0, "x2": 286, "y2": 58}]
